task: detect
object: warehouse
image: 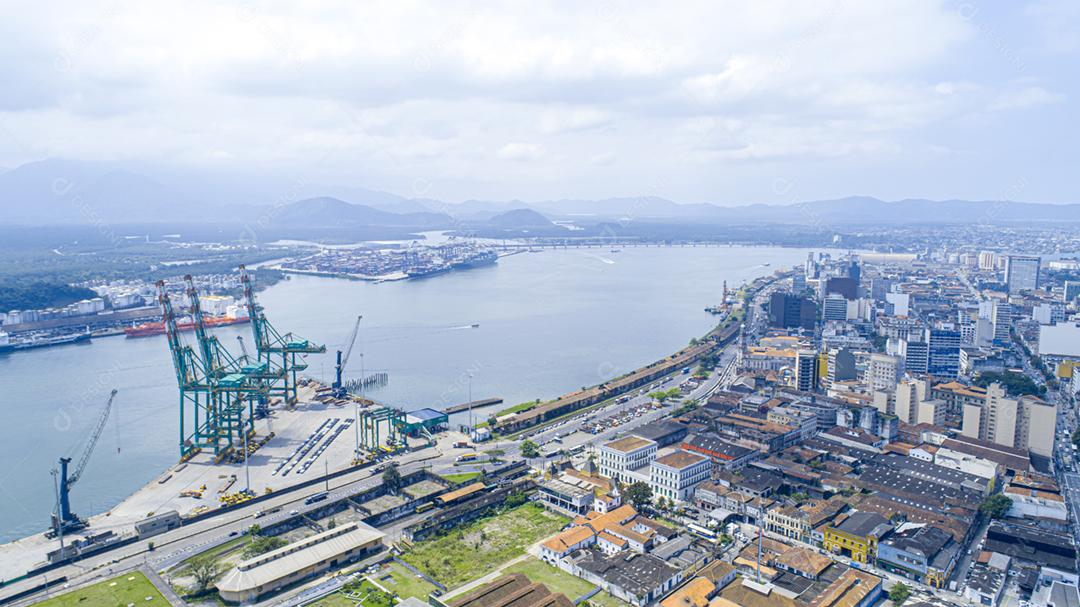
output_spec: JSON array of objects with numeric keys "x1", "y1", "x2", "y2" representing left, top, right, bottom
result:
[{"x1": 216, "y1": 522, "x2": 385, "y2": 603}]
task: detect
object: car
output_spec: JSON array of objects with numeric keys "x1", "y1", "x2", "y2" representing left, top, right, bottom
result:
[
  {"x1": 228, "y1": 530, "x2": 239, "y2": 537},
  {"x1": 289, "y1": 509, "x2": 299, "y2": 515}
]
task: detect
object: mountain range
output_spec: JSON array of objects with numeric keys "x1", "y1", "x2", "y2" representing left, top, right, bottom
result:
[{"x1": 1, "y1": 158, "x2": 1077, "y2": 228}]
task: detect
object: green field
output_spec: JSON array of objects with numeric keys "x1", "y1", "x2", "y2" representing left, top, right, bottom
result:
[
  {"x1": 374, "y1": 562, "x2": 439, "y2": 599},
  {"x1": 308, "y1": 579, "x2": 395, "y2": 607},
  {"x1": 401, "y1": 503, "x2": 568, "y2": 588},
  {"x1": 504, "y1": 558, "x2": 628, "y2": 607},
  {"x1": 439, "y1": 472, "x2": 481, "y2": 485},
  {"x1": 32, "y1": 572, "x2": 167, "y2": 607}
]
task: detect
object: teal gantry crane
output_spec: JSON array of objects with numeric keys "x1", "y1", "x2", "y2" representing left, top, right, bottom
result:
[
  {"x1": 239, "y1": 265, "x2": 326, "y2": 404},
  {"x1": 51, "y1": 389, "x2": 118, "y2": 537},
  {"x1": 185, "y1": 275, "x2": 270, "y2": 454},
  {"x1": 159, "y1": 280, "x2": 216, "y2": 458}
]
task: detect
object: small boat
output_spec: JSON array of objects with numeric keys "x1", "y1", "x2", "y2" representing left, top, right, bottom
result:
[{"x1": 471, "y1": 323, "x2": 480, "y2": 328}]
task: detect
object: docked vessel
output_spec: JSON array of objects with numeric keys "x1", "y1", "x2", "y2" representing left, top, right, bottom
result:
[
  {"x1": 12, "y1": 332, "x2": 92, "y2": 350},
  {"x1": 125, "y1": 315, "x2": 249, "y2": 338}
]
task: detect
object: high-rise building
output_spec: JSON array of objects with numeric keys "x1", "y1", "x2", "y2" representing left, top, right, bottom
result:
[
  {"x1": 870, "y1": 278, "x2": 894, "y2": 301},
  {"x1": 822, "y1": 294, "x2": 849, "y2": 322},
  {"x1": 791, "y1": 272, "x2": 806, "y2": 292},
  {"x1": 1064, "y1": 281, "x2": 1080, "y2": 303},
  {"x1": 1005, "y1": 255, "x2": 1040, "y2": 293},
  {"x1": 961, "y1": 383, "x2": 1056, "y2": 457},
  {"x1": 768, "y1": 292, "x2": 816, "y2": 331},
  {"x1": 824, "y1": 276, "x2": 858, "y2": 300},
  {"x1": 795, "y1": 349, "x2": 819, "y2": 393},
  {"x1": 894, "y1": 378, "x2": 929, "y2": 424},
  {"x1": 991, "y1": 301, "x2": 1012, "y2": 344},
  {"x1": 899, "y1": 338, "x2": 929, "y2": 375},
  {"x1": 866, "y1": 353, "x2": 903, "y2": 393},
  {"x1": 927, "y1": 328, "x2": 961, "y2": 379},
  {"x1": 847, "y1": 261, "x2": 861, "y2": 283},
  {"x1": 978, "y1": 251, "x2": 997, "y2": 271},
  {"x1": 826, "y1": 348, "x2": 857, "y2": 386}
]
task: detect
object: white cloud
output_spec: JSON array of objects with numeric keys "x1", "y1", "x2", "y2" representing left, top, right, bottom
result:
[
  {"x1": 0, "y1": 0, "x2": 1074, "y2": 203},
  {"x1": 497, "y1": 142, "x2": 545, "y2": 161}
]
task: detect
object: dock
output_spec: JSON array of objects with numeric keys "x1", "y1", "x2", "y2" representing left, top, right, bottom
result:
[{"x1": 443, "y1": 397, "x2": 503, "y2": 414}]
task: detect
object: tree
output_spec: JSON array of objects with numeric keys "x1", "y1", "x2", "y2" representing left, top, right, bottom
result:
[
  {"x1": 979, "y1": 494, "x2": 1013, "y2": 519},
  {"x1": 624, "y1": 482, "x2": 653, "y2": 508},
  {"x1": 327, "y1": 518, "x2": 337, "y2": 529},
  {"x1": 520, "y1": 440, "x2": 540, "y2": 458},
  {"x1": 190, "y1": 558, "x2": 222, "y2": 593},
  {"x1": 505, "y1": 491, "x2": 528, "y2": 508},
  {"x1": 248, "y1": 523, "x2": 261, "y2": 538},
  {"x1": 487, "y1": 415, "x2": 498, "y2": 428},
  {"x1": 888, "y1": 582, "x2": 911, "y2": 605},
  {"x1": 242, "y1": 535, "x2": 288, "y2": 558},
  {"x1": 383, "y1": 463, "x2": 403, "y2": 493},
  {"x1": 1071, "y1": 428, "x2": 1080, "y2": 448}
]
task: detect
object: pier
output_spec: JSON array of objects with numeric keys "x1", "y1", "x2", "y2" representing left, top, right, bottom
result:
[{"x1": 442, "y1": 397, "x2": 503, "y2": 414}]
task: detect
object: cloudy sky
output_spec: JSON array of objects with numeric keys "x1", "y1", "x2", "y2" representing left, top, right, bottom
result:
[{"x1": 0, "y1": 1, "x2": 1076, "y2": 205}]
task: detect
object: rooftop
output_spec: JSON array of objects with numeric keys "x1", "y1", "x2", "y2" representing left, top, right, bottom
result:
[
  {"x1": 604, "y1": 436, "x2": 657, "y2": 453},
  {"x1": 807, "y1": 569, "x2": 882, "y2": 607},
  {"x1": 448, "y1": 573, "x2": 573, "y2": 607},
  {"x1": 655, "y1": 450, "x2": 709, "y2": 470}
]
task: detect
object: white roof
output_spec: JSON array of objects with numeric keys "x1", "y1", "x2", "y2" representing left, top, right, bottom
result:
[{"x1": 216, "y1": 522, "x2": 385, "y2": 594}]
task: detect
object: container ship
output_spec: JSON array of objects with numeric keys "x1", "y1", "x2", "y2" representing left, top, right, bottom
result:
[{"x1": 125, "y1": 315, "x2": 249, "y2": 338}]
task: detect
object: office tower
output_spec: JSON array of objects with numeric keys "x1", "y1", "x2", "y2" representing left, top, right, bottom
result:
[
  {"x1": 1017, "y1": 395, "x2": 1056, "y2": 458},
  {"x1": 991, "y1": 301, "x2": 1012, "y2": 343},
  {"x1": 822, "y1": 294, "x2": 849, "y2": 322},
  {"x1": 927, "y1": 328, "x2": 961, "y2": 379},
  {"x1": 1005, "y1": 255, "x2": 1040, "y2": 293},
  {"x1": 795, "y1": 350, "x2": 819, "y2": 393},
  {"x1": 866, "y1": 353, "x2": 903, "y2": 393},
  {"x1": 870, "y1": 278, "x2": 893, "y2": 301},
  {"x1": 826, "y1": 348, "x2": 857, "y2": 386},
  {"x1": 791, "y1": 272, "x2": 806, "y2": 292},
  {"x1": 769, "y1": 292, "x2": 816, "y2": 331},
  {"x1": 824, "y1": 276, "x2": 858, "y2": 300},
  {"x1": 898, "y1": 338, "x2": 929, "y2": 375},
  {"x1": 1065, "y1": 281, "x2": 1080, "y2": 303},
  {"x1": 847, "y1": 261, "x2": 861, "y2": 283},
  {"x1": 978, "y1": 251, "x2": 996, "y2": 271}
]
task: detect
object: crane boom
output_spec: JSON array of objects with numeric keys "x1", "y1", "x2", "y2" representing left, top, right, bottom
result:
[
  {"x1": 340, "y1": 315, "x2": 363, "y2": 373},
  {"x1": 69, "y1": 389, "x2": 118, "y2": 486}
]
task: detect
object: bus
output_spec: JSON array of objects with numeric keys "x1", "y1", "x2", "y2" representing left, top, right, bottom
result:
[
  {"x1": 455, "y1": 453, "x2": 479, "y2": 463},
  {"x1": 415, "y1": 502, "x2": 435, "y2": 514},
  {"x1": 304, "y1": 491, "x2": 329, "y2": 505},
  {"x1": 687, "y1": 523, "x2": 718, "y2": 541}
]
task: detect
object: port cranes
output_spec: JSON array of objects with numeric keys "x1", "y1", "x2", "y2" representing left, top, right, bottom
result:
[
  {"x1": 239, "y1": 265, "x2": 326, "y2": 404},
  {"x1": 51, "y1": 389, "x2": 118, "y2": 537},
  {"x1": 159, "y1": 280, "x2": 216, "y2": 459},
  {"x1": 332, "y1": 315, "x2": 363, "y2": 398}
]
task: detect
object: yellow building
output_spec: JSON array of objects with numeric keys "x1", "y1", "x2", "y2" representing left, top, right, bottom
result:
[{"x1": 821, "y1": 512, "x2": 892, "y2": 564}]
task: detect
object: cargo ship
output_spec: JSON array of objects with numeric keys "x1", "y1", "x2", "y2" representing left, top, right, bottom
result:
[{"x1": 125, "y1": 315, "x2": 249, "y2": 338}]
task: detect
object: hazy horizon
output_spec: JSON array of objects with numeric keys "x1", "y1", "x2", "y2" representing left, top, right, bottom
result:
[{"x1": 1, "y1": 2, "x2": 1077, "y2": 207}]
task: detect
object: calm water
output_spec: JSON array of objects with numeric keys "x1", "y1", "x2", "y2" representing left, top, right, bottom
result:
[{"x1": 0, "y1": 246, "x2": 815, "y2": 541}]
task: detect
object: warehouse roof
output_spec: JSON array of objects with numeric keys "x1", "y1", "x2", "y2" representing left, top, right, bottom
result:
[{"x1": 216, "y1": 522, "x2": 384, "y2": 595}]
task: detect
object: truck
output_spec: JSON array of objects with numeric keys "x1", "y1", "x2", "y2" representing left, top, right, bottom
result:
[
  {"x1": 455, "y1": 453, "x2": 479, "y2": 463},
  {"x1": 453, "y1": 441, "x2": 470, "y2": 449},
  {"x1": 304, "y1": 491, "x2": 329, "y2": 505}
]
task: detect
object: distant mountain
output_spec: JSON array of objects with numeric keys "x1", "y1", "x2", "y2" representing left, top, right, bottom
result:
[
  {"x1": 1, "y1": 159, "x2": 1077, "y2": 228},
  {"x1": 269, "y1": 197, "x2": 453, "y2": 228},
  {"x1": 487, "y1": 208, "x2": 555, "y2": 229}
]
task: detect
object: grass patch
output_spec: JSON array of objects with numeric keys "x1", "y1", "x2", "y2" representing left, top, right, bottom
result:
[
  {"x1": 32, "y1": 572, "x2": 167, "y2": 607},
  {"x1": 495, "y1": 399, "x2": 543, "y2": 417},
  {"x1": 174, "y1": 534, "x2": 249, "y2": 571},
  {"x1": 310, "y1": 579, "x2": 395, "y2": 607},
  {"x1": 401, "y1": 503, "x2": 568, "y2": 588},
  {"x1": 440, "y1": 472, "x2": 481, "y2": 485},
  {"x1": 377, "y1": 561, "x2": 439, "y2": 599},
  {"x1": 504, "y1": 558, "x2": 628, "y2": 607}
]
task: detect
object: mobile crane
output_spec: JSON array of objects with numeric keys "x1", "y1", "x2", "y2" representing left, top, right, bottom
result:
[{"x1": 50, "y1": 389, "x2": 118, "y2": 537}]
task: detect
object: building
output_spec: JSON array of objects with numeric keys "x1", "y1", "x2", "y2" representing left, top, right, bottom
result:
[
  {"x1": 650, "y1": 450, "x2": 710, "y2": 502},
  {"x1": 795, "y1": 350, "x2": 819, "y2": 393},
  {"x1": 448, "y1": 574, "x2": 573, "y2": 607},
  {"x1": 991, "y1": 301, "x2": 1012, "y2": 344},
  {"x1": 599, "y1": 437, "x2": 657, "y2": 485},
  {"x1": 932, "y1": 381, "x2": 987, "y2": 420},
  {"x1": 927, "y1": 328, "x2": 960, "y2": 379},
  {"x1": 894, "y1": 379, "x2": 928, "y2": 425},
  {"x1": 807, "y1": 568, "x2": 883, "y2": 607},
  {"x1": 825, "y1": 276, "x2": 858, "y2": 300},
  {"x1": 538, "y1": 478, "x2": 595, "y2": 515},
  {"x1": 822, "y1": 512, "x2": 892, "y2": 564},
  {"x1": 1039, "y1": 322, "x2": 1080, "y2": 357},
  {"x1": 631, "y1": 421, "x2": 689, "y2": 448},
  {"x1": 961, "y1": 383, "x2": 1056, "y2": 456},
  {"x1": 1006, "y1": 255, "x2": 1041, "y2": 293},
  {"x1": 825, "y1": 348, "x2": 857, "y2": 387},
  {"x1": 866, "y1": 354, "x2": 903, "y2": 392},
  {"x1": 769, "y1": 292, "x2": 816, "y2": 332},
  {"x1": 876, "y1": 523, "x2": 960, "y2": 588},
  {"x1": 1065, "y1": 280, "x2": 1080, "y2": 303},
  {"x1": 898, "y1": 338, "x2": 929, "y2": 375},
  {"x1": 573, "y1": 550, "x2": 682, "y2": 607},
  {"x1": 215, "y1": 522, "x2": 385, "y2": 603},
  {"x1": 681, "y1": 433, "x2": 758, "y2": 470}
]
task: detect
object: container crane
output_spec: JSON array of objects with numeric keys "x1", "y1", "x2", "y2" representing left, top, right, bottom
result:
[
  {"x1": 239, "y1": 265, "x2": 326, "y2": 404},
  {"x1": 332, "y1": 315, "x2": 363, "y2": 398},
  {"x1": 51, "y1": 389, "x2": 118, "y2": 537}
]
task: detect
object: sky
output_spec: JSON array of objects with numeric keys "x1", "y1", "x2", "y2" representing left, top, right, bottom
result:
[{"x1": 0, "y1": 0, "x2": 1077, "y2": 205}]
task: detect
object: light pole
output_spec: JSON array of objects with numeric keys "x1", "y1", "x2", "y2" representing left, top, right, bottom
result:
[
  {"x1": 51, "y1": 468, "x2": 64, "y2": 554},
  {"x1": 467, "y1": 372, "x2": 474, "y2": 439}
]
